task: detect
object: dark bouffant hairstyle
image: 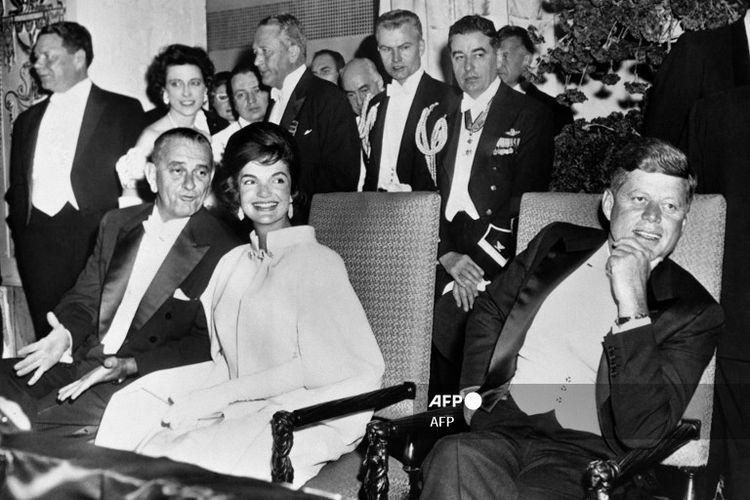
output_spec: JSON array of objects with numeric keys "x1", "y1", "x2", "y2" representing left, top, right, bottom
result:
[
  {"x1": 222, "y1": 122, "x2": 300, "y2": 213},
  {"x1": 145, "y1": 44, "x2": 215, "y2": 109}
]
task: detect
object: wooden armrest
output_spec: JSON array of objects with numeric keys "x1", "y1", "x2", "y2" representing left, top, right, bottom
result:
[
  {"x1": 585, "y1": 419, "x2": 701, "y2": 499},
  {"x1": 271, "y1": 382, "x2": 416, "y2": 484},
  {"x1": 362, "y1": 407, "x2": 469, "y2": 500}
]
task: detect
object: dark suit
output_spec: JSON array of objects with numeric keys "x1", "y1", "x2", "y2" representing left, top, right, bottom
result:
[
  {"x1": 430, "y1": 82, "x2": 554, "y2": 398},
  {"x1": 642, "y1": 18, "x2": 750, "y2": 147},
  {"x1": 364, "y1": 72, "x2": 460, "y2": 191},
  {"x1": 6, "y1": 84, "x2": 144, "y2": 338},
  {"x1": 277, "y1": 69, "x2": 360, "y2": 222},
  {"x1": 687, "y1": 87, "x2": 750, "y2": 498},
  {"x1": 422, "y1": 223, "x2": 722, "y2": 499},
  {"x1": 519, "y1": 80, "x2": 574, "y2": 136},
  {"x1": 0, "y1": 204, "x2": 239, "y2": 432}
]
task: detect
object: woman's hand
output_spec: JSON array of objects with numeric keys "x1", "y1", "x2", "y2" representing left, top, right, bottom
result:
[
  {"x1": 115, "y1": 147, "x2": 148, "y2": 193},
  {"x1": 161, "y1": 387, "x2": 229, "y2": 432}
]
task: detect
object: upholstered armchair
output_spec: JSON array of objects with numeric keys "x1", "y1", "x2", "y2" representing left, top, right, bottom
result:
[
  {"x1": 269, "y1": 192, "x2": 441, "y2": 498},
  {"x1": 358, "y1": 192, "x2": 725, "y2": 500}
]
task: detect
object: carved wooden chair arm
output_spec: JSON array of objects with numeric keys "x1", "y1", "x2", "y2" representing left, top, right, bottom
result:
[
  {"x1": 361, "y1": 406, "x2": 469, "y2": 500},
  {"x1": 271, "y1": 382, "x2": 416, "y2": 484},
  {"x1": 585, "y1": 418, "x2": 701, "y2": 500}
]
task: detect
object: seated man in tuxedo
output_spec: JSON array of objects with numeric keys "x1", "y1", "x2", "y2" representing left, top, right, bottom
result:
[
  {"x1": 0, "y1": 128, "x2": 239, "y2": 435},
  {"x1": 421, "y1": 137, "x2": 722, "y2": 499}
]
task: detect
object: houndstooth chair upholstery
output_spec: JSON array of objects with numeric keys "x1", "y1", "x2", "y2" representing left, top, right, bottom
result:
[
  {"x1": 516, "y1": 192, "x2": 725, "y2": 481},
  {"x1": 300, "y1": 192, "x2": 441, "y2": 499}
]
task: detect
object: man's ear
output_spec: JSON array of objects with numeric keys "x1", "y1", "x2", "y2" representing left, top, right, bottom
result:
[
  {"x1": 419, "y1": 38, "x2": 426, "y2": 58},
  {"x1": 288, "y1": 44, "x2": 301, "y2": 65},
  {"x1": 73, "y1": 49, "x2": 87, "y2": 71},
  {"x1": 602, "y1": 189, "x2": 614, "y2": 222},
  {"x1": 145, "y1": 162, "x2": 158, "y2": 194}
]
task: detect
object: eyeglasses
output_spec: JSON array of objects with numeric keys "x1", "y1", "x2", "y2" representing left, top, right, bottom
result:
[{"x1": 212, "y1": 93, "x2": 230, "y2": 102}]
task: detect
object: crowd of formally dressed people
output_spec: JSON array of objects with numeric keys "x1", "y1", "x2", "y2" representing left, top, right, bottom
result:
[{"x1": 0, "y1": 6, "x2": 747, "y2": 499}]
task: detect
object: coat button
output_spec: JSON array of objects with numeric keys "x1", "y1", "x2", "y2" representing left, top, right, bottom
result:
[
  {"x1": 490, "y1": 185, "x2": 497, "y2": 191},
  {"x1": 165, "y1": 312, "x2": 172, "y2": 320},
  {"x1": 485, "y1": 209, "x2": 493, "y2": 216},
  {"x1": 149, "y1": 336, "x2": 157, "y2": 343}
]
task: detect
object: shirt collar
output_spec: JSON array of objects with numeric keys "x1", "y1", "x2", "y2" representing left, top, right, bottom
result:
[
  {"x1": 275, "y1": 64, "x2": 307, "y2": 102},
  {"x1": 249, "y1": 225, "x2": 316, "y2": 254},
  {"x1": 49, "y1": 77, "x2": 92, "y2": 105},
  {"x1": 461, "y1": 76, "x2": 501, "y2": 113},
  {"x1": 238, "y1": 116, "x2": 252, "y2": 128},
  {"x1": 386, "y1": 68, "x2": 424, "y2": 98},
  {"x1": 143, "y1": 204, "x2": 191, "y2": 241}
]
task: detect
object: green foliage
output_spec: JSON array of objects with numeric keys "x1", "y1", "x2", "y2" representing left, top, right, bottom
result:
[
  {"x1": 551, "y1": 110, "x2": 643, "y2": 193},
  {"x1": 538, "y1": 0, "x2": 744, "y2": 105}
]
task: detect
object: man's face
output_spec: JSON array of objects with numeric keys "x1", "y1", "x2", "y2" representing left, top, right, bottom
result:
[
  {"x1": 146, "y1": 138, "x2": 214, "y2": 222},
  {"x1": 342, "y1": 65, "x2": 383, "y2": 116},
  {"x1": 253, "y1": 24, "x2": 299, "y2": 89},
  {"x1": 311, "y1": 53, "x2": 340, "y2": 84},
  {"x1": 376, "y1": 24, "x2": 424, "y2": 85},
  {"x1": 602, "y1": 169, "x2": 690, "y2": 263},
  {"x1": 451, "y1": 31, "x2": 497, "y2": 99},
  {"x1": 231, "y1": 71, "x2": 269, "y2": 123},
  {"x1": 497, "y1": 36, "x2": 532, "y2": 87},
  {"x1": 33, "y1": 34, "x2": 87, "y2": 93}
]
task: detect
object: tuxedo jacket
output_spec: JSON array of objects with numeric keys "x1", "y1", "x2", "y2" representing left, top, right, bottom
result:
[
  {"x1": 6, "y1": 84, "x2": 144, "y2": 237},
  {"x1": 278, "y1": 69, "x2": 360, "y2": 201},
  {"x1": 53, "y1": 204, "x2": 239, "y2": 376},
  {"x1": 462, "y1": 222, "x2": 722, "y2": 453},
  {"x1": 364, "y1": 73, "x2": 460, "y2": 191},
  {"x1": 437, "y1": 82, "x2": 554, "y2": 280},
  {"x1": 687, "y1": 86, "x2": 750, "y2": 361},
  {"x1": 642, "y1": 18, "x2": 750, "y2": 148},
  {"x1": 519, "y1": 81, "x2": 574, "y2": 136}
]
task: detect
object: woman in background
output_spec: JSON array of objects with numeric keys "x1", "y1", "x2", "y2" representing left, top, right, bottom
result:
[
  {"x1": 97, "y1": 122, "x2": 384, "y2": 487},
  {"x1": 209, "y1": 71, "x2": 235, "y2": 123}
]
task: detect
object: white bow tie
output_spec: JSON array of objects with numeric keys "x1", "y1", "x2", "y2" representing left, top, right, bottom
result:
[{"x1": 386, "y1": 83, "x2": 406, "y2": 98}]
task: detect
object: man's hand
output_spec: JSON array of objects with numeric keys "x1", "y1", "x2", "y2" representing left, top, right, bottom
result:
[
  {"x1": 57, "y1": 357, "x2": 137, "y2": 402},
  {"x1": 607, "y1": 236, "x2": 657, "y2": 318},
  {"x1": 14, "y1": 312, "x2": 71, "y2": 385},
  {"x1": 440, "y1": 252, "x2": 484, "y2": 291},
  {"x1": 161, "y1": 388, "x2": 229, "y2": 432},
  {"x1": 452, "y1": 283, "x2": 479, "y2": 312}
]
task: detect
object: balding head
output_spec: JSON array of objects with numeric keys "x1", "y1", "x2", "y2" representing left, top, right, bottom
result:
[{"x1": 340, "y1": 58, "x2": 384, "y2": 116}]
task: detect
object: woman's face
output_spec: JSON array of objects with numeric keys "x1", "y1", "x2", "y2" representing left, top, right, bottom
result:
[
  {"x1": 238, "y1": 158, "x2": 292, "y2": 232},
  {"x1": 231, "y1": 71, "x2": 269, "y2": 124},
  {"x1": 164, "y1": 64, "x2": 206, "y2": 118},
  {"x1": 210, "y1": 82, "x2": 234, "y2": 122}
]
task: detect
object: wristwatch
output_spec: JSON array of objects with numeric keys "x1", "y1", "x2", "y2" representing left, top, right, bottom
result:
[{"x1": 615, "y1": 313, "x2": 649, "y2": 326}]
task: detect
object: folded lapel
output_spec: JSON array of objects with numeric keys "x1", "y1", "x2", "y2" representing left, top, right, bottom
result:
[
  {"x1": 98, "y1": 217, "x2": 147, "y2": 337},
  {"x1": 441, "y1": 109, "x2": 462, "y2": 185},
  {"x1": 369, "y1": 95, "x2": 389, "y2": 169},
  {"x1": 129, "y1": 219, "x2": 209, "y2": 332},
  {"x1": 471, "y1": 85, "x2": 520, "y2": 178},
  {"x1": 72, "y1": 86, "x2": 105, "y2": 170},
  {"x1": 481, "y1": 241, "x2": 601, "y2": 392},
  {"x1": 280, "y1": 70, "x2": 311, "y2": 132},
  {"x1": 24, "y1": 100, "x2": 50, "y2": 224}
]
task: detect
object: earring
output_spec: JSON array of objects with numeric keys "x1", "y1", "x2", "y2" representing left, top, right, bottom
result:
[
  {"x1": 288, "y1": 203, "x2": 294, "y2": 220},
  {"x1": 237, "y1": 207, "x2": 245, "y2": 220},
  {"x1": 162, "y1": 91, "x2": 169, "y2": 106}
]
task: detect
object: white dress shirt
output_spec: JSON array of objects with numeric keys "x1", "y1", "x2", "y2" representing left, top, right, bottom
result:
[
  {"x1": 211, "y1": 117, "x2": 251, "y2": 162},
  {"x1": 444, "y1": 77, "x2": 501, "y2": 222},
  {"x1": 31, "y1": 78, "x2": 92, "y2": 216},
  {"x1": 268, "y1": 64, "x2": 307, "y2": 125},
  {"x1": 378, "y1": 68, "x2": 424, "y2": 191},
  {"x1": 100, "y1": 206, "x2": 190, "y2": 354}
]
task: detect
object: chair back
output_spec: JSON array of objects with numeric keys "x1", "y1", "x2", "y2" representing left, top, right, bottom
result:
[
  {"x1": 516, "y1": 192, "x2": 726, "y2": 467},
  {"x1": 309, "y1": 192, "x2": 440, "y2": 420}
]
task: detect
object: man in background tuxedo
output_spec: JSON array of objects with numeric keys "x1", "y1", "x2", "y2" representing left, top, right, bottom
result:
[
  {"x1": 642, "y1": 6, "x2": 750, "y2": 147},
  {"x1": 6, "y1": 21, "x2": 144, "y2": 340},
  {"x1": 430, "y1": 15, "x2": 553, "y2": 397},
  {"x1": 496, "y1": 25, "x2": 573, "y2": 136},
  {"x1": 0, "y1": 128, "x2": 238, "y2": 435},
  {"x1": 364, "y1": 9, "x2": 459, "y2": 192},
  {"x1": 253, "y1": 13, "x2": 359, "y2": 222}
]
